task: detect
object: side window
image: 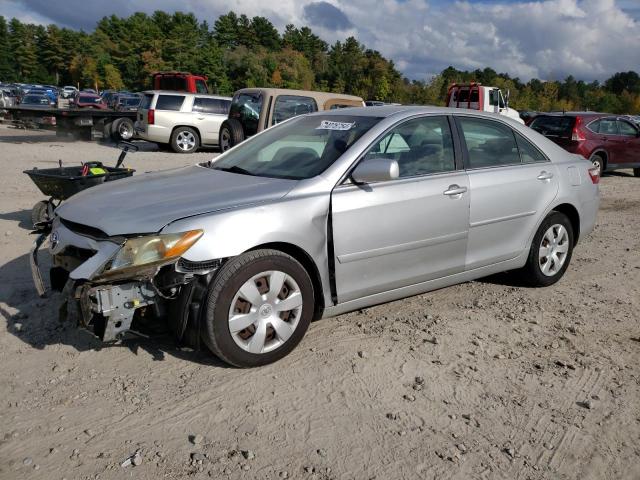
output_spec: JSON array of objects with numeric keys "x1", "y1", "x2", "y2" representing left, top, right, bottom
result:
[
  {"x1": 155, "y1": 95, "x2": 185, "y2": 111},
  {"x1": 514, "y1": 132, "x2": 548, "y2": 163},
  {"x1": 586, "y1": 119, "x2": 600, "y2": 134},
  {"x1": 362, "y1": 116, "x2": 455, "y2": 178},
  {"x1": 193, "y1": 98, "x2": 227, "y2": 114},
  {"x1": 195, "y1": 79, "x2": 208, "y2": 94},
  {"x1": 617, "y1": 120, "x2": 638, "y2": 136},
  {"x1": 457, "y1": 117, "x2": 520, "y2": 168},
  {"x1": 598, "y1": 118, "x2": 619, "y2": 135},
  {"x1": 272, "y1": 95, "x2": 318, "y2": 125}
]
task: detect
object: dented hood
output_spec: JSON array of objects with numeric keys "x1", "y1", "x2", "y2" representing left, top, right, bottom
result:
[{"x1": 56, "y1": 165, "x2": 296, "y2": 236}]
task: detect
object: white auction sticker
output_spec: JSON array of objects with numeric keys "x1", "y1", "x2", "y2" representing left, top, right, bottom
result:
[{"x1": 316, "y1": 120, "x2": 355, "y2": 131}]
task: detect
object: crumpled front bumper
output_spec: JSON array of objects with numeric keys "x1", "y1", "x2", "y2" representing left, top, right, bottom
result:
[{"x1": 29, "y1": 219, "x2": 158, "y2": 341}]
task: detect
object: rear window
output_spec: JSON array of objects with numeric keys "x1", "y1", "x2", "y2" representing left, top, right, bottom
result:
[
  {"x1": 192, "y1": 97, "x2": 230, "y2": 115},
  {"x1": 530, "y1": 116, "x2": 575, "y2": 138},
  {"x1": 140, "y1": 94, "x2": 153, "y2": 109},
  {"x1": 157, "y1": 76, "x2": 187, "y2": 91},
  {"x1": 155, "y1": 95, "x2": 185, "y2": 111}
]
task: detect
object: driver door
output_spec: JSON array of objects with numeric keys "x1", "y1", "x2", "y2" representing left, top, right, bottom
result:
[{"x1": 331, "y1": 116, "x2": 470, "y2": 303}]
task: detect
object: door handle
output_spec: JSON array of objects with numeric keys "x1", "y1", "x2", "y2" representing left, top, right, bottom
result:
[
  {"x1": 197, "y1": 116, "x2": 205, "y2": 120},
  {"x1": 537, "y1": 171, "x2": 554, "y2": 181},
  {"x1": 443, "y1": 185, "x2": 467, "y2": 196}
]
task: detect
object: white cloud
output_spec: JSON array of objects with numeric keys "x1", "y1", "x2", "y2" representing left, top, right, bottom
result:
[{"x1": 6, "y1": 0, "x2": 640, "y2": 82}]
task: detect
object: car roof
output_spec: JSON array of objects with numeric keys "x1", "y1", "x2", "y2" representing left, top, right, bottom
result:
[
  {"x1": 142, "y1": 90, "x2": 232, "y2": 100},
  {"x1": 309, "y1": 104, "x2": 526, "y2": 119},
  {"x1": 235, "y1": 87, "x2": 363, "y2": 103}
]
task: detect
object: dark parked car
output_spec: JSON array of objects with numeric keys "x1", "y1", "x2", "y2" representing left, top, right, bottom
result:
[
  {"x1": 74, "y1": 93, "x2": 107, "y2": 109},
  {"x1": 530, "y1": 113, "x2": 640, "y2": 177},
  {"x1": 20, "y1": 94, "x2": 52, "y2": 107},
  {"x1": 114, "y1": 95, "x2": 141, "y2": 112}
]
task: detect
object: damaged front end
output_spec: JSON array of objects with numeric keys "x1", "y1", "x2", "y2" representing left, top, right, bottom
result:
[{"x1": 31, "y1": 217, "x2": 218, "y2": 343}]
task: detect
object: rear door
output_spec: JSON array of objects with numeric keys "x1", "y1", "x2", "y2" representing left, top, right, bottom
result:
[
  {"x1": 596, "y1": 117, "x2": 627, "y2": 165},
  {"x1": 331, "y1": 115, "x2": 469, "y2": 302},
  {"x1": 192, "y1": 97, "x2": 229, "y2": 144},
  {"x1": 616, "y1": 118, "x2": 640, "y2": 165},
  {"x1": 455, "y1": 116, "x2": 559, "y2": 269}
]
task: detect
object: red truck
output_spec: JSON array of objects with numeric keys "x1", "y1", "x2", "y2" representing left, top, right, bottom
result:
[{"x1": 152, "y1": 72, "x2": 209, "y2": 94}]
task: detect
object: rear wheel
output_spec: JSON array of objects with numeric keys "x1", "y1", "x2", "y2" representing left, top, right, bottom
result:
[
  {"x1": 201, "y1": 249, "x2": 314, "y2": 367},
  {"x1": 518, "y1": 211, "x2": 574, "y2": 287},
  {"x1": 633, "y1": 167, "x2": 640, "y2": 177},
  {"x1": 589, "y1": 153, "x2": 605, "y2": 176},
  {"x1": 112, "y1": 118, "x2": 134, "y2": 141},
  {"x1": 170, "y1": 127, "x2": 199, "y2": 154},
  {"x1": 219, "y1": 119, "x2": 244, "y2": 152}
]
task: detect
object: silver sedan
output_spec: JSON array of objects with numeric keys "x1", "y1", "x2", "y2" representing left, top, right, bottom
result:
[{"x1": 34, "y1": 106, "x2": 600, "y2": 367}]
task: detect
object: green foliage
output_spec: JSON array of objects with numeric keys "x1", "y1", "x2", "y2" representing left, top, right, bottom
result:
[{"x1": 0, "y1": 13, "x2": 638, "y2": 115}]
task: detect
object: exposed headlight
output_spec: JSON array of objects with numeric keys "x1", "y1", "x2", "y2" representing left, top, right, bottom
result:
[{"x1": 101, "y1": 230, "x2": 203, "y2": 278}]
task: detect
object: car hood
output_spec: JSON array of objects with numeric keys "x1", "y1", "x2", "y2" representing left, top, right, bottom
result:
[{"x1": 56, "y1": 165, "x2": 297, "y2": 236}]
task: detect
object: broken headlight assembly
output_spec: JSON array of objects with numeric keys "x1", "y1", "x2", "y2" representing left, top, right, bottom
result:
[{"x1": 96, "y1": 230, "x2": 203, "y2": 281}]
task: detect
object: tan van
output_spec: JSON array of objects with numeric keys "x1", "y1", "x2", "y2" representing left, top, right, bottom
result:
[{"x1": 219, "y1": 88, "x2": 365, "y2": 151}]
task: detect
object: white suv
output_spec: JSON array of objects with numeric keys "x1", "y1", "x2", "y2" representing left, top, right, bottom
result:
[{"x1": 135, "y1": 91, "x2": 231, "y2": 153}]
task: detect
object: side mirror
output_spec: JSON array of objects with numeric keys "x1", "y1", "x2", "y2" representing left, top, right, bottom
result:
[{"x1": 351, "y1": 157, "x2": 399, "y2": 184}]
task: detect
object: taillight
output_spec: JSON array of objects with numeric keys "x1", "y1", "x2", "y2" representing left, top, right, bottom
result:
[
  {"x1": 571, "y1": 118, "x2": 585, "y2": 142},
  {"x1": 147, "y1": 109, "x2": 154, "y2": 125},
  {"x1": 588, "y1": 166, "x2": 600, "y2": 184}
]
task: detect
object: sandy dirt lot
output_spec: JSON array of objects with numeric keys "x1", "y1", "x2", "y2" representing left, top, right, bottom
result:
[{"x1": 0, "y1": 123, "x2": 638, "y2": 480}]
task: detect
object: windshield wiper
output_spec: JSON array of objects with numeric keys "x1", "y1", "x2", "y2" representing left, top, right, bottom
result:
[{"x1": 214, "y1": 165, "x2": 255, "y2": 176}]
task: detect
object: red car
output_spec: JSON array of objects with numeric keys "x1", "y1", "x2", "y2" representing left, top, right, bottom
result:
[
  {"x1": 530, "y1": 113, "x2": 640, "y2": 177},
  {"x1": 74, "y1": 93, "x2": 107, "y2": 109}
]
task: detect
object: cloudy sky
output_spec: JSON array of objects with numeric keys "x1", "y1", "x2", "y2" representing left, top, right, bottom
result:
[{"x1": 3, "y1": 0, "x2": 640, "y2": 82}]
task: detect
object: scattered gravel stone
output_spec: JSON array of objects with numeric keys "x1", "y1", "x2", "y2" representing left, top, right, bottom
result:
[
  {"x1": 241, "y1": 450, "x2": 255, "y2": 460},
  {"x1": 494, "y1": 354, "x2": 506, "y2": 359},
  {"x1": 577, "y1": 400, "x2": 594, "y2": 409},
  {"x1": 505, "y1": 447, "x2": 515, "y2": 458},
  {"x1": 386, "y1": 412, "x2": 398, "y2": 420},
  {"x1": 456, "y1": 443, "x2": 467, "y2": 453},
  {"x1": 191, "y1": 452, "x2": 205, "y2": 462},
  {"x1": 132, "y1": 453, "x2": 142, "y2": 466},
  {"x1": 5, "y1": 230, "x2": 13, "y2": 236},
  {"x1": 279, "y1": 471, "x2": 289, "y2": 478},
  {"x1": 357, "y1": 350, "x2": 368, "y2": 359},
  {"x1": 13, "y1": 323, "x2": 23, "y2": 332},
  {"x1": 192, "y1": 434, "x2": 204, "y2": 445},
  {"x1": 23, "y1": 457, "x2": 33, "y2": 466},
  {"x1": 415, "y1": 376, "x2": 424, "y2": 385},
  {"x1": 403, "y1": 394, "x2": 416, "y2": 402},
  {"x1": 316, "y1": 448, "x2": 327, "y2": 458},
  {"x1": 241, "y1": 464, "x2": 250, "y2": 471}
]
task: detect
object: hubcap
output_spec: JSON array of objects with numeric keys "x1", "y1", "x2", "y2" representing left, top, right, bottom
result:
[
  {"x1": 176, "y1": 131, "x2": 196, "y2": 151},
  {"x1": 228, "y1": 270, "x2": 303, "y2": 354},
  {"x1": 220, "y1": 128, "x2": 230, "y2": 151},
  {"x1": 118, "y1": 122, "x2": 132, "y2": 140},
  {"x1": 538, "y1": 224, "x2": 569, "y2": 277}
]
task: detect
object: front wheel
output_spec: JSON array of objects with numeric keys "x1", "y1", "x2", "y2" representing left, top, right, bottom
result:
[
  {"x1": 518, "y1": 211, "x2": 574, "y2": 287},
  {"x1": 633, "y1": 167, "x2": 640, "y2": 178},
  {"x1": 201, "y1": 249, "x2": 314, "y2": 367}
]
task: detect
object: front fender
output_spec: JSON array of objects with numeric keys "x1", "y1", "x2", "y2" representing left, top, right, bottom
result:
[{"x1": 162, "y1": 194, "x2": 333, "y2": 306}]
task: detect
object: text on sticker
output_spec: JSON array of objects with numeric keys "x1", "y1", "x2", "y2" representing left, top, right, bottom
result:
[{"x1": 316, "y1": 120, "x2": 355, "y2": 131}]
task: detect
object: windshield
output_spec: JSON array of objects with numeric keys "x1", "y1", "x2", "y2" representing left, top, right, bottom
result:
[
  {"x1": 212, "y1": 115, "x2": 381, "y2": 180},
  {"x1": 229, "y1": 93, "x2": 263, "y2": 136}
]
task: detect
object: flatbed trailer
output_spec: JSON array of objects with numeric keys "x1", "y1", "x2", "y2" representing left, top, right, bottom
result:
[{"x1": 3, "y1": 106, "x2": 137, "y2": 141}]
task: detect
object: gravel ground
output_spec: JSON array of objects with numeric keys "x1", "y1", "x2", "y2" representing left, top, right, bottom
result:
[{"x1": 0, "y1": 123, "x2": 638, "y2": 480}]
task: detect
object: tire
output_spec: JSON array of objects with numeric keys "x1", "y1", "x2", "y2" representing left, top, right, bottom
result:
[
  {"x1": 633, "y1": 167, "x2": 640, "y2": 178},
  {"x1": 31, "y1": 200, "x2": 50, "y2": 227},
  {"x1": 170, "y1": 127, "x2": 199, "y2": 154},
  {"x1": 589, "y1": 153, "x2": 605, "y2": 176},
  {"x1": 112, "y1": 118, "x2": 134, "y2": 141},
  {"x1": 219, "y1": 119, "x2": 244, "y2": 152},
  {"x1": 518, "y1": 211, "x2": 574, "y2": 287},
  {"x1": 201, "y1": 249, "x2": 314, "y2": 367}
]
